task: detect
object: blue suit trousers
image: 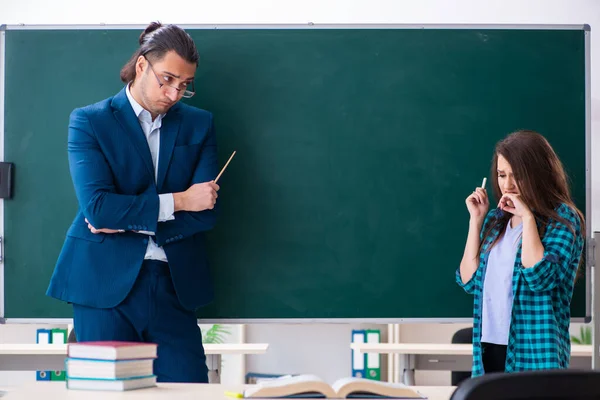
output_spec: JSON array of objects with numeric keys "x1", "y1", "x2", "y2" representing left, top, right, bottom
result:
[{"x1": 72, "y1": 260, "x2": 208, "y2": 383}]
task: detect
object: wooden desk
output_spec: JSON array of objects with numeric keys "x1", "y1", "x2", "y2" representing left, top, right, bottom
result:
[
  {"x1": 3, "y1": 382, "x2": 457, "y2": 400},
  {"x1": 0, "y1": 343, "x2": 269, "y2": 383},
  {"x1": 351, "y1": 343, "x2": 593, "y2": 385}
]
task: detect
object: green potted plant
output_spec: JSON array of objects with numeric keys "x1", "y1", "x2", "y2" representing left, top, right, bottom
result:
[
  {"x1": 202, "y1": 324, "x2": 232, "y2": 373},
  {"x1": 202, "y1": 324, "x2": 232, "y2": 344},
  {"x1": 571, "y1": 325, "x2": 592, "y2": 345}
]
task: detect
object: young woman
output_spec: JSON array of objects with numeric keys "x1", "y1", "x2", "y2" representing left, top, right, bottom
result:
[{"x1": 457, "y1": 130, "x2": 585, "y2": 376}]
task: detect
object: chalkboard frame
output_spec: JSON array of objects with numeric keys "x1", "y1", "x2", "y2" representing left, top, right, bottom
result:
[{"x1": 0, "y1": 23, "x2": 592, "y2": 324}]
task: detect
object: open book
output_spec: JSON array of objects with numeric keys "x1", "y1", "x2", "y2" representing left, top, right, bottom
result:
[{"x1": 243, "y1": 375, "x2": 424, "y2": 398}]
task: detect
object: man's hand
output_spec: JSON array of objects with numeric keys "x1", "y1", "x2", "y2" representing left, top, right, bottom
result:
[
  {"x1": 85, "y1": 218, "x2": 121, "y2": 234},
  {"x1": 173, "y1": 181, "x2": 220, "y2": 212}
]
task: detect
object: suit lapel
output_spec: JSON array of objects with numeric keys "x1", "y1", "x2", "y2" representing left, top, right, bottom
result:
[
  {"x1": 111, "y1": 89, "x2": 155, "y2": 178},
  {"x1": 157, "y1": 104, "x2": 182, "y2": 191}
]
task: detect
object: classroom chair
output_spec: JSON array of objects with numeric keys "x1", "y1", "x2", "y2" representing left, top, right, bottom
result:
[
  {"x1": 450, "y1": 370, "x2": 600, "y2": 400},
  {"x1": 451, "y1": 327, "x2": 473, "y2": 386}
]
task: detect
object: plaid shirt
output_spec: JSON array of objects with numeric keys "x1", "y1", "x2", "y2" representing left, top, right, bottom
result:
[{"x1": 456, "y1": 203, "x2": 584, "y2": 376}]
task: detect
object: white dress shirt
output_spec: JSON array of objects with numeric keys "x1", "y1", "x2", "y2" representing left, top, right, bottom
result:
[{"x1": 125, "y1": 84, "x2": 175, "y2": 261}]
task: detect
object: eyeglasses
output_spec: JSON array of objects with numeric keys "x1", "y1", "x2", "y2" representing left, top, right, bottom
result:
[{"x1": 144, "y1": 56, "x2": 196, "y2": 99}]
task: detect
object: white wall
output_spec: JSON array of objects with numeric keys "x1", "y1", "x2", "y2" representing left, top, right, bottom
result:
[
  {"x1": 1, "y1": 0, "x2": 599, "y2": 387},
  {"x1": 0, "y1": 324, "x2": 64, "y2": 387},
  {"x1": 246, "y1": 323, "x2": 387, "y2": 385},
  {"x1": 0, "y1": 323, "x2": 244, "y2": 387}
]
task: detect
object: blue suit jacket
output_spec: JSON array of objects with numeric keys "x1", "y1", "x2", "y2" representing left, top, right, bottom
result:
[{"x1": 47, "y1": 88, "x2": 218, "y2": 310}]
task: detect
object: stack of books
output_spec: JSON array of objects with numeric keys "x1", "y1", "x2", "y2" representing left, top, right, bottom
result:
[{"x1": 65, "y1": 341, "x2": 158, "y2": 391}]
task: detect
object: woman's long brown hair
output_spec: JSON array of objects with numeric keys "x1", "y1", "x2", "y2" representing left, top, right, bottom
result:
[{"x1": 480, "y1": 130, "x2": 585, "y2": 274}]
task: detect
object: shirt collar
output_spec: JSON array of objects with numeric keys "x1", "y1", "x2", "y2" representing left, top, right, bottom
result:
[{"x1": 125, "y1": 83, "x2": 164, "y2": 125}]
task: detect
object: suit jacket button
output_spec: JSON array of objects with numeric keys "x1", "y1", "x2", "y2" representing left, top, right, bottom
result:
[
  {"x1": 178, "y1": 234, "x2": 183, "y2": 239},
  {"x1": 143, "y1": 238, "x2": 148, "y2": 244}
]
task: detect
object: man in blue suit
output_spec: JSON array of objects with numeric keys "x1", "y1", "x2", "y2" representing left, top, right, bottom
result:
[{"x1": 47, "y1": 22, "x2": 219, "y2": 383}]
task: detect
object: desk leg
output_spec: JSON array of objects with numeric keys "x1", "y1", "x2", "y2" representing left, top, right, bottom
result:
[
  {"x1": 402, "y1": 354, "x2": 416, "y2": 386},
  {"x1": 206, "y1": 354, "x2": 221, "y2": 383}
]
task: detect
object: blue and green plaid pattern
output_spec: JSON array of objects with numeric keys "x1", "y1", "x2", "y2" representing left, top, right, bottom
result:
[{"x1": 456, "y1": 203, "x2": 584, "y2": 376}]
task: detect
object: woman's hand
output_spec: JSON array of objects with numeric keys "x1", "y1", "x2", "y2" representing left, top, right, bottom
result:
[
  {"x1": 498, "y1": 193, "x2": 533, "y2": 219},
  {"x1": 466, "y1": 187, "x2": 489, "y2": 221}
]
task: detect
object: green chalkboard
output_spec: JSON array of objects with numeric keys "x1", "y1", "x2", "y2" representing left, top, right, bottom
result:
[{"x1": 1, "y1": 26, "x2": 589, "y2": 320}]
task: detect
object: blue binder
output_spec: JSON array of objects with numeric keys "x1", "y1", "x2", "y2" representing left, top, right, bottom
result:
[
  {"x1": 351, "y1": 329, "x2": 366, "y2": 378},
  {"x1": 36, "y1": 328, "x2": 52, "y2": 381}
]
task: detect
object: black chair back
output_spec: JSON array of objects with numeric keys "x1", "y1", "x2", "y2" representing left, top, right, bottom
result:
[
  {"x1": 451, "y1": 327, "x2": 473, "y2": 386},
  {"x1": 450, "y1": 370, "x2": 600, "y2": 400}
]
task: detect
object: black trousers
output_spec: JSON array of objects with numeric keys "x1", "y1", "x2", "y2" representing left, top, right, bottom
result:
[{"x1": 481, "y1": 342, "x2": 507, "y2": 373}]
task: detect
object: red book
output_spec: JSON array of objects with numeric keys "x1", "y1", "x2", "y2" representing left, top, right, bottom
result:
[{"x1": 67, "y1": 341, "x2": 157, "y2": 360}]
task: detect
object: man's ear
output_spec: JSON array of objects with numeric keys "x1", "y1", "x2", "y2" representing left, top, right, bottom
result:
[{"x1": 135, "y1": 55, "x2": 146, "y2": 77}]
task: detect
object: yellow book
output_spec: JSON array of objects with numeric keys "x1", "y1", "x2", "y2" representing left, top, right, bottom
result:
[{"x1": 243, "y1": 375, "x2": 424, "y2": 398}]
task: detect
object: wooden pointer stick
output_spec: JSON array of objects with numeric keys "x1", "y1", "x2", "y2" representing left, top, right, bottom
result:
[{"x1": 215, "y1": 151, "x2": 236, "y2": 183}]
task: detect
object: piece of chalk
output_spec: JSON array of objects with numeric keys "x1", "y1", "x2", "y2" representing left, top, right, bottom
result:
[{"x1": 481, "y1": 177, "x2": 487, "y2": 188}]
